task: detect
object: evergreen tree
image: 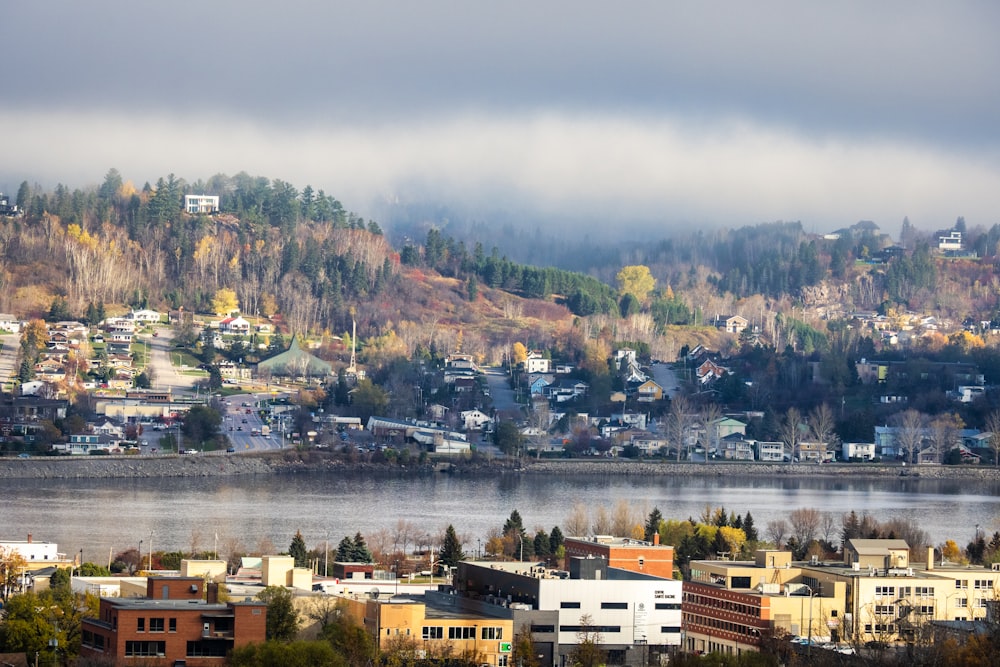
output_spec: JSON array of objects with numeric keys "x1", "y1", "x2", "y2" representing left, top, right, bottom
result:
[
  {"x1": 335, "y1": 536, "x2": 353, "y2": 562},
  {"x1": 350, "y1": 532, "x2": 373, "y2": 563},
  {"x1": 288, "y1": 530, "x2": 308, "y2": 568},
  {"x1": 533, "y1": 529, "x2": 551, "y2": 558},
  {"x1": 334, "y1": 368, "x2": 350, "y2": 406},
  {"x1": 743, "y1": 512, "x2": 758, "y2": 542},
  {"x1": 549, "y1": 526, "x2": 565, "y2": 554},
  {"x1": 439, "y1": 525, "x2": 465, "y2": 568},
  {"x1": 644, "y1": 507, "x2": 663, "y2": 542}
]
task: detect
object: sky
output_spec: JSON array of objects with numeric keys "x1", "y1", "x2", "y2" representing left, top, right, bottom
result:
[{"x1": 3, "y1": 1, "x2": 999, "y2": 235}]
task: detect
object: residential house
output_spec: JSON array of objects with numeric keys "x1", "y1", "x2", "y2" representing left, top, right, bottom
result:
[
  {"x1": 459, "y1": 409, "x2": 491, "y2": 431},
  {"x1": 842, "y1": 442, "x2": 876, "y2": 461},
  {"x1": 524, "y1": 351, "x2": 551, "y2": 374},
  {"x1": 445, "y1": 353, "x2": 478, "y2": 372},
  {"x1": 218, "y1": 316, "x2": 251, "y2": 335},
  {"x1": 938, "y1": 230, "x2": 962, "y2": 251},
  {"x1": 80, "y1": 577, "x2": 266, "y2": 666},
  {"x1": 611, "y1": 411, "x2": 647, "y2": 430},
  {"x1": 798, "y1": 440, "x2": 832, "y2": 462},
  {"x1": 128, "y1": 309, "x2": 162, "y2": 324},
  {"x1": 554, "y1": 363, "x2": 575, "y2": 374},
  {"x1": 545, "y1": 379, "x2": 588, "y2": 403},
  {"x1": 0, "y1": 534, "x2": 65, "y2": 566},
  {"x1": 627, "y1": 430, "x2": 668, "y2": 456},
  {"x1": 528, "y1": 373, "x2": 554, "y2": 396},
  {"x1": 0, "y1": 314, "x2": 21, "y2": 332},
  {"x1": 756, "y1": 441, "x2": 785, "y2": 462},
  {"x1": 711, "y1": 417, "x2": 747, "y2": 441},
  {"x1": 635, "y1": 379, "x2": 664, "y2": 402},
  {"x1": 715, "y1": 314, "x2": 748, "y2": 334},
  {"x1": 696, "y1": 359, "x2": 728, "y2": 385},
  {"x1": 184, "y1": 194, "x2": 220, "y2": 214},
  {"x1": 718, "y1": 433, "x2": 755, "y2": 461}
]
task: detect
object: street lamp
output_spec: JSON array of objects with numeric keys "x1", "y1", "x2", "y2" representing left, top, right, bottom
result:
[
  {"x1": 325, "y1": 532, "x2": 330, "y2": 578},
  {"x1": 138, "y1": 540, "x2": 143, "y2": 572}
]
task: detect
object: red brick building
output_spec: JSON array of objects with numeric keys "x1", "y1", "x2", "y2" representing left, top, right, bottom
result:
[
  {"x1": 80, "y1": 577, "x2": 267, "y2": 665},
  {"x1": 563, "y1": 535, "x2": 675, "y2": 579}
]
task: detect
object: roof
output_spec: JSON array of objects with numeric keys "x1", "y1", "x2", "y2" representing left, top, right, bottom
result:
[
  {"x1": 257, "y1": 337, "x2": 332, "y2": 376},
  {"x1": 848, "y1": 538, "x2": 910, "y2": 554}
]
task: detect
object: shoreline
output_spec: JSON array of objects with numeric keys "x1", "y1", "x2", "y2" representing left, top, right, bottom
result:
[{"x1": 2, "y1": 452, "x2": 1000, "y2": 481}]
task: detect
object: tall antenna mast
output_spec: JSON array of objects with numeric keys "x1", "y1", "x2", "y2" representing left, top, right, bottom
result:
[{"x1": 348, "y1": 316, "x2": 357, "y2": 374}]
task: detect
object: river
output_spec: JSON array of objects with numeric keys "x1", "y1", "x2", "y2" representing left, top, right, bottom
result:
[{"x1": 5, "y1": 472, "x2": 999, "y2": 562}]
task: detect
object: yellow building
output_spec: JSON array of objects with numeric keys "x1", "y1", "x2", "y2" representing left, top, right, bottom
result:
[
  {"x1": 684, "y1": 550, "x2": 847, "y2": 656},
  {"x1": 803, "y1": 541, "x2": 1000, "y2": 645},
  {"x1": 341, "y1": 593, "x2": 514, "y2": 666}
]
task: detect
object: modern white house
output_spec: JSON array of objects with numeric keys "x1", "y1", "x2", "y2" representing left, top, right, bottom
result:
[{"x1": 184, "y1": 194, "x2": 219, "y2": 214}]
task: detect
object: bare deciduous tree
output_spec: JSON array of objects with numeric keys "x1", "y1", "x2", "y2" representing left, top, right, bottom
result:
[
  {"x1": 788, "y1": 508, "x2": 822, "y2": 547},
  {"x1": 564, "y1": 502, "x2": 590, "y2": 537},
  {"x1": 766, "y1": 519, "x2": 789, "y2": 548},
  {"x1": 892, "y1": 409, "x2": 926, "y2": 464},
  {"x1": 779, "y1": 407, "x2": 802, "y2": 462}
]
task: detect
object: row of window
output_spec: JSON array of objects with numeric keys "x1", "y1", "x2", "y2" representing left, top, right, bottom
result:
[
  {"x1": 683, "y1": 613, "x2": 760, "y2": 639},
  {"x1": 125, "y1": 641, "x2": 166, "y2": 658},
  {"x1": 559, "y1": 601, "x2": 631, "y2": 610},
  {"x1": 683, "y1": 593, "x2": 762, "y2": 618},
  {"x1": 421, "y1": 626, "x2": 504, "y2": 640},
  {"x1": 136, "y1": 617, "x2": 176, "y2": 633}
]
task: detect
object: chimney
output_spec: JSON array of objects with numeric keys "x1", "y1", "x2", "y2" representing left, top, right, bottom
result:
[
  {"x1": 27, "y1": 533, "x2": 32, "y2": 544},
  {"x1": 207, "y1": 582, "x2": 219, "y2": 604},
  {"x1": 927, "y1": 546, "x2": 934, "y2": 571},
  {"x1": 653, "y1": 533, "x2": 660, "y2": 546}
]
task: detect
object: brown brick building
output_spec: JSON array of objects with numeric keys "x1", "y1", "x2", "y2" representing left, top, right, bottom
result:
[
  {"x1": 564, "y1": 535, "x2": 675, "y2": 579},
  {"x1": 80, "y1": 577, "x2": 267, "y2": 666}
]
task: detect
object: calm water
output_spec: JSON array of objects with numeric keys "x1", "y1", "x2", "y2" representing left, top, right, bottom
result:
[{"x1": 4, "y1": 473, "x2": 999, "y2": 560}]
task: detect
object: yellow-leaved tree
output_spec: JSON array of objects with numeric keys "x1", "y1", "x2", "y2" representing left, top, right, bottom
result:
[
  {"x1": 616, "y1": 265, "x2": 656, "y2": 302},
  {"x1": 511, "y1": 342, "x2": 528, "y2": 365},
  {"x1": 211, "y1": 288, "x2": 239, "y2": 316}
]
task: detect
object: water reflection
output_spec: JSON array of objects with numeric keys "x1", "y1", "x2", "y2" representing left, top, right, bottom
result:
[{"x1": 3, "y1": 472, "x2": 998, "y2": 558}]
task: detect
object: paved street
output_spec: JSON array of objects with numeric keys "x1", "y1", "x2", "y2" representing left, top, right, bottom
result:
[
  {"x1": 0, "y1": 333, "x2": 19, "y2": 390},
  {"x1": 145, "y1": 329, "x2": 197, "y2": 395}
]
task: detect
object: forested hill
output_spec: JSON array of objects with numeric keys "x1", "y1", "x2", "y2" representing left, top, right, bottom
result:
[{"x1": 4, "y1": 170, "x2": 999, "y2": 348}]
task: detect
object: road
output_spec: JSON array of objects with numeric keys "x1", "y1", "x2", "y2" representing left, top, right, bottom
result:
[
  {"x1": 220, "y1": 392, "x2": 287, "y2": 452},
  {"x1": 0, "y1": 333, "x2": 19, "y2": 389},
  {"x1": 483, "y1": 367, "x2": 520, "y2": 414},
  {"x1": 145, "y1": 328, "x2": 198, "y2": 396}
]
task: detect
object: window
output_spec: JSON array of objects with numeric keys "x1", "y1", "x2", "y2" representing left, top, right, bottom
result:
[
  {"x1": 530, "y1": 625, "x2": 554, "y2": 633},
  {"x1": 125, "y1": 641, "x2": 165, "y2": 657},
  {"x1": 660, "y1": 626, "x2": 681, "y2": 634},
  {"x1": 655, "y1": 603, "x2": 681, "y2": 610},
  {"x1": 186, "y1": 640, "x2": 228, "y2": 657},
  {"x1": 956, "y1": 580, "x2": 968, "y2": 590},
  {"x1": 601, "y1": 602, "x2": 628, "y2": 610},
  {"x1": 498, "y1": 656, "x2": 509, "y2": 667},
  {"x1": 915, "y1": 587, "x2": 935, "y2": 597},
  {"x1": 169, "y1": 618, "x2": 176, "y2": 632},
  {"x1": 149, "y1": 618, "x2": 165, "y2": 633},
  {"x1": 918, "y1": 605, "x2": 934, "y2": 615},
  {"x1": 560, "y1": 625, "x2": 621, "y2": 634},
  {"x1": 975, "y1": 580, "x2": 992, "y2": 590},
  {"x1": 136, "y1": 618, "x2": 145, "y2": 633},
  {"x1": 874, "y1": 605, "x2": 895, "y2": 616},
  {"x1": 481, "y1": 627, "x2": 503, "y2": 640},
  {"x1": 560, "y1": 601, "x2": 581, "y2": 609},
  {"x1": 448, "y1": 627, "x2": 475, "y2": 640},
  {"x1": 422, "y1": 627, "x2": 443, "y2": 640},
  {"x1": 875, "y1": 586, "x2": 895, "y2": 597},
  {"x1": 638, "y1": 557, "x2": 645, "y2": 568},
  {"x1": 731, "y1": 576, "x2": 752, "y2": 589}
]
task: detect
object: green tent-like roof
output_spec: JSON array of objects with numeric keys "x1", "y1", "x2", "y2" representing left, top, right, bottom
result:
[{"x1": 257, "y1": 337, "x2": 332, "y2": 377}]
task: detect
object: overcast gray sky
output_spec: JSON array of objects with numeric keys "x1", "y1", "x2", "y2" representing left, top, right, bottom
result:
[{"x1": 3, "y1": 1, "x2": 998, "y2": 233}]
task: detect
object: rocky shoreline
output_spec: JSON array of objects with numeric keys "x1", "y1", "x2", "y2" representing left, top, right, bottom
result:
[{"x1": 2, "y1": 453, "x2": 1000, "y2": 481}]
